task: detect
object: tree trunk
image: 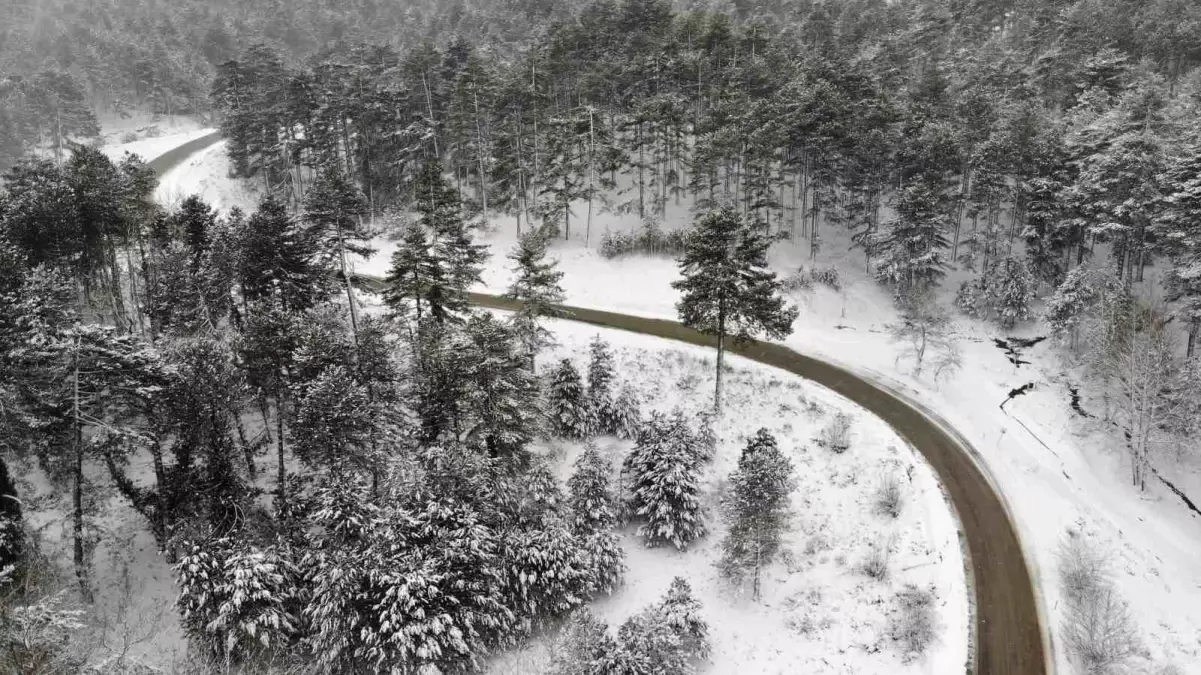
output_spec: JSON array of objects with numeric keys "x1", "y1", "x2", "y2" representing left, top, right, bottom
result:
[
  {"x1": 715, "y1": 302, "x2": 726, "y2": 414},
  {"x1": 275, "y1": 395, "x2": 286, "y2": 509},
  {"x1": 72, "y1": 337, "x2": 92, "y2": 603}
]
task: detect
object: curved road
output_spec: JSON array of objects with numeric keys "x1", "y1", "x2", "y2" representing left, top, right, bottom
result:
[{"x1": 147, "y1": 135, "x2": 1049, "y2": 675}]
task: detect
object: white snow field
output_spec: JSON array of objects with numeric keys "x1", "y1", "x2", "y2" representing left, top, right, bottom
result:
[
  {"x1": 484, "y1": 319, "x2": 969, "y2": 675},
  {"x1": 99, "y1": 113, "x2": 214, "y2": 164},
  {"x1": 153, "y1": 139, "x2": 260, "y2": 214}
]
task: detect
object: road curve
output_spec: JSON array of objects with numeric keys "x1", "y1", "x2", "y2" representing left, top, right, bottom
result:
[
  {"x1": 456, "y1": 291, "x2": 1050, "y2": 675},
  {"x1": 144, "y1": 134, "x2": 1048, "y2": 674}
]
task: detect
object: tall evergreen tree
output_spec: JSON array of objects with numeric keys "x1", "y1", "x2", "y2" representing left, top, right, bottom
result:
[
  {"x1": 548, "y1": 359, "x2": 590, "y2": 440},
  {"x1": 586, "y1": 336, "x2": 617, "y2": 433},
  {"x1": 623, "y1": 412, "x2": 707, "y2": 550},
  {"x1": 871, "y1": 180, "x2": 953, "y2": 297},
  {"x1": 673, "y1": 205, "x2": 797, "y2": 412},
  {"x1": 239, "y1": 195, "x2": 327, "y2": 312},
  {"x1": 505, "y1": 228, "x2": 565, "y2": 366},
  {"x1": 302, "y1": 168, "x2": 374, "y2": 340}
]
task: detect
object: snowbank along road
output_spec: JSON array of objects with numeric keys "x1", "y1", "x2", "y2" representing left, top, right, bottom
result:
[{"x1": 146, "y1": 134, "x2": 1048, "y2": 675}]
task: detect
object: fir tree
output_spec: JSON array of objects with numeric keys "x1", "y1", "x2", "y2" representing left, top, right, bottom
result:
[
  {"x1": 612, "y1": 577, "x2": 711, "y2": 675},
  {"x1": 586, "y1": 336, "x2": 617, "y2": 433},
  {"x1": 461, "y1": 313, "x2": 544, "y2": 458},
  {"x1": 289, "y1": 365, "x2": 375, "y2": 475},
  {"x1": 505, "y1": 228, "x2": 565, "y2": 366},
  {"x1": 719, "y1": 429, "x2": 796, "y2": 600},
  {"x1": 0, "y1": 457, "x2": 22, "y2": 577},
  {"x1": 548, "y1": 358, "x2": 590, "y2": 439},
  {"x1": 550, "y1": 610, "x2": 618, "y2": 675},
  {"x1": 302, "y1": 168, "x2": 374, "y2": 337},
  {"x1": 623, "y1": 412, "x2": 706, "y2": 550},
  {"x1": 383, "y1": 220, "x2": 440, "y2": 322},
  {"x1": 174, "y1": 195, "x2": 217, "y2": 265}
]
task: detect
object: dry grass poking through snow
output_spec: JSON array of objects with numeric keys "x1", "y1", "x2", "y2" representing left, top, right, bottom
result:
[{"x1": 495, "y1": 320, "x2": 968, "y2": 674}]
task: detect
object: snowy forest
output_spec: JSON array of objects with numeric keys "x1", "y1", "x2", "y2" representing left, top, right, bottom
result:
[{"x1": 3, "y1": 0, "x2": 1201, "y2": 674}]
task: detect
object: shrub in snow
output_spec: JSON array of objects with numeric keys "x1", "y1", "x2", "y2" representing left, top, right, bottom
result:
[
  {"x1": 174, "y1": 539, "x2": 298, "y2": 664},
  {"x1": 611, "y1": 385, "x2": 643, "y2": 440},
  {"x1": 818, "y1": 412, "x2": 853, "y2": 453},
  {"x1": 1058, "y1": 534, "x2": 1138, "y2": 675},
  {"x1": 719, "y1": 429, "x2": 796, "y2": 600},
  {"x1": 599, "y1": 219, "x2": 689, "y2": 259},
  {"x1": 548, "y1": 359, "x2": 591, "y2": 439},
  {"x1": 954, "y1": 277, "x2": 990, "y2": 319},
  {"x1": 587, "y1": 336, "x2": 617, "y2": 433},
  {"x1": 0, "y1": 586, "x2": 85, "y2": 674},
  {"x1": 874, "y1": 473, "x2": 904, "y2": 519},
  {"x1": 890, "y1": 584, "x2": 937, "y2": 661},
  {"x1": 861, "y1": 538, "x2": 892, "y2": 581},
  {"x1": 624, "y1": 413, "x2": 707, "y2": 550},
  {"x1": 810, "y1": 266, "x2": 841, "y2": 291}
]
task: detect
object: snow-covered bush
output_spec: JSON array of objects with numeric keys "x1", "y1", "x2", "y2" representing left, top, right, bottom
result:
[
  {"x1": 0, "y1": 588, "x2": 85, "y2": 675},
  {"x1": 624, "y1": 413, "x2": 707, "y2": 550},
  {"x1": 611, "y1": 385, "x2": 643, "y2": 440},
  {"x1": 874, "y1": 473, "x2": 904, "y2": 519},
  {"x1": 580, "y1": 531, "x2": 626, "y2": 597},
  {"x1": 599, "y1": 220, "x2": 690, "y2": 259},
  {"x1": 1058, "y1": 534, "x2": 1138, "y2": 674},
  {"x1": 810, "y1": 266, "x2": 842, "y2": 291},
  {"x1": 954, "y1": 277, "x2": 990, "y2": 319},
  {"x1": 174, "y1": 539, "x2": 299, "y2": 664},
  {"x1": 719, "y1": 429, "x2": 795, "y2": 599},
  {"x1": 548, "y1": 359, "x2": 591, "y2": 439},
  {"x1": 890, "y1": 584, "x2": 937, "y2": 661},
  {"x1": 818, "y1": 412, "x2": 853, "y2": 453},
  {"x1": 861, "y1": 539, "x2": 891, "y2": 581},
  {"x1": 955, "y1": 258, "x2": 1035, "y2": 328}
]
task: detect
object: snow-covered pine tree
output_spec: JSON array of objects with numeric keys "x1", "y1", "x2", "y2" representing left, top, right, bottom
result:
[
  {"x1": 567, "y1": 442, "x2": 626, "y2": 595},
  {"x1": 461, "y1": 314, "x2": 544, "y2": 458},
  {"x1": 502, "y1": 521, "x2": 593, "y2": 632},
  {"x1": 623, "y1": 412, "x2": 706, "y2": 550},
  {"x1": 238, "y1": 195, "x2": 328, "y2": 312},
  {"x1": 382, "y1": 219, "x2": 440, "y2": 323},
  {"x1": 719, "y1": 429, "x2": 796, "y2": 600},
  {"x1": 612, "y1": 577, "x2": 711, "y2": 675},
  {"x1": 674, "y1": 205, "x2": 797, "y2": 412},
  {"x1": 871, "y1": 180, "x2": 952, "y2": 297},
  {"x1": 1155, "y1": 142, "x2": 1201, "y2": 356},
  {"x1": 289, "y1": 365, "x2": 375, "y2": 474},
  {"x1": 586, "y1": 335, "x2": 617, "y2": 433},
  {"x1": 568, "y1": 442, "x2": 618, "y2": 534},
  {"x1": 550, "y1": 610, "x2": 618, "y2": 675},
  {"x1": 505, "y1": 227, "x2": 565, "y2": 367},
  {"x1": 175, "y1": 538, "x2": 299, "y2": 665},
  {"x1": 1045, "y1": 266, "x2": 1117, "y2": 352},
  {"x1": 611, "y1": 384, "x2": 643, "y2": 440},
  {"x1": 548, "y1": 358, "x2": 591, "y2": 439},
  {"x1": 302, "y1": 168, "x2": 373, "y2": 336},
  {"x1": 988, "y1": 257, "x2": 1036, "y2": 328}
]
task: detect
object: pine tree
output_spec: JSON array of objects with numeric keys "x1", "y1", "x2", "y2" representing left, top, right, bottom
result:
[
  {"x1": 550, "y1": 610, "x2": 618, "y2": 675},
  {"x1": 385, "y1": 160, "x2": 487, "y2": 323},
  {"x1": 673, "y1": 205, "x2": 798, "y2": 412},
  {"x1": 719, "y1": 429, "x2": 795, "y2": 600},
  {"x1": 548, "y1": 358, "x2": 590, "y2": 439},
  {"x1": 623, "y1": 412, "x2": 706, "y2": 550},
  {"x1": 461, "y1": 313, "x2": 544, "y2": 458},
  {"x1": 505, "y1": 228, "x2": 565, "y2": 366},
  {"x1": 568, "y1": 442, "x2": 618, "y2": 535},
  {"x1": 613, "y1": 577, "x2": 711, "y2": 675},
  {"x1": 289, "y1": 365, "x2": 375, "y2": 474},
  {"x1": 302, "y1": 168, "x2": 373, "y2": 338},
  {"x1": 239, "y1": 195, "x2": 327, "y2": 312},
  {"x1": 611, "y1": 385, "x2": 643, "y2": 440},
  {"x1": 871, "y1": 180, "x2": 952, "y2": 297},
  {"x1": 586, "y1": 336, "x2": 617, "y2": 433},
  {"x1": 1155, "y1": 142, "x2": 1201, "y2": 356},
  {"x1": 989, "y1": 257, "x2": 1036, "y2": 328},
  {"x1": 174, "y1": 195, "x2": 217, "y2": 265}
]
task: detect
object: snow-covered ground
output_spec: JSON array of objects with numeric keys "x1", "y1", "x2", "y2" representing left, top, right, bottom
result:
[
  {"x1": 98, "y1": 113, "x2": 214, "y2": 164},
  {"x1": 154, "y1": 139, "x2": 260, "y2": 214},
  {"x1": 485, "y1": 319, "x2": 968, "y2": 675}
]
